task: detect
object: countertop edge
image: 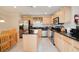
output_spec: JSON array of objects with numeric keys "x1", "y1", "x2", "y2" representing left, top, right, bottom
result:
[{"x1": 50, "y1": 29, "x2": 79, "y2": 41}]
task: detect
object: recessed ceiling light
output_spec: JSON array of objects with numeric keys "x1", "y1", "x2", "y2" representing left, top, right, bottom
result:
[
  {"x1": 0, "y1": 17, "x2": 5, "y2": 23},
  {"x1": 0, "y1": 20, "x2": 5, "y2": 23}
]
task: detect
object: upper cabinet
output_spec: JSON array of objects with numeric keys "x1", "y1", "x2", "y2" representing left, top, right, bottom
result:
[
  {"x1": 43, "y1": 16, "x2": 52, "y2": 25},
  {"x1": 64, "y1": 7, "x2": 72, "y2": 23},
  {"x1": 52, "y1": 7, "x2": 71, "y2": 23},
  {"x1": 21, "y1": 16, "x2": 52, "y2": 25},
  {"x1": 21, "y1": 16, "x2": 32, "y2": 21},
  {"x1": 32, "y1": 17, "x2": 43, "y2": 24},
  {"x1": 55, "y1": 8, "x2": 65, "y2": 23}
]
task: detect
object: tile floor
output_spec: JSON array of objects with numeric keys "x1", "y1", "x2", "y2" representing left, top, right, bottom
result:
[{"x1": 9, "y1": 38, "x2": 58, "y2": 52}]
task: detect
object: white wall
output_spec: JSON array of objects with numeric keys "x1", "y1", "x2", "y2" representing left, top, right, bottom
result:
[
  {"x1": 70, "y1": 7, "x2": 79, "y2": 28},
  {"x1": 71, "y1": 7, "x2": 79, "y2": 23},
  {"x1": 0, "y1": 9, "x2": 10, "y2": 31},
  {"x1": 0, "y1": 9, "x2": 20, "y2": 32},
  {"x1": 7, "y1": 14, "x2": 20, "y2": 32}
]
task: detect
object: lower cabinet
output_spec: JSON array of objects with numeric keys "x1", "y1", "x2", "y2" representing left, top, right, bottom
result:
[
  {"x1": 54, "y1": 32, "x2": 59, "y2": 48},
  {"x1": 54, "y1": 32, "x2": 64, "y2": 51},
  {"x1": 72, "y1": 41, "x2": 79, "y2": 52},
  {"x1": 72, "y1": 47, "x2": 79, "y2": 52},
  {"x1": 54, "y1": 32, "x2": 79, "y2": 52},
  {"x1": 57, "y1": 35, "x2": 64, "y2": 51},
  {"x1": 63, "y1": 40, "x2": 73, "y2": 52}
]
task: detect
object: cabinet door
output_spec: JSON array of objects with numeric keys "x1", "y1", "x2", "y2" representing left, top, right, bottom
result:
[
  {"x1": 62, "y1": 40, "x2": 70, "y2": 52},
  {"x1": 64, "y1": 7, "x2": 71, "y2": 23},
  {"x1": 56, "y1": 34, "x2": 60, "y2": 51},
  {"x1": 43, "y1": 16, "x2": 51, "y2": 25},
  {"x1": 54, "y1": 32, "x2": 64, "y2": 51},
  {"x1": 63, "y1": 37, "x2": 73, "y2": 52},
  {"x1": 54, "y1": 32, "x2": 59, "y2": 48},
  {"x1": 72, "y1": 47, "x2": 79, "y2": 52},
  {"x1": 72, "y1": 39, "x2": 79, "y2": 52},
  {"x1": 58, "y1": 35, "x2": 64, "y2": 52},
  {"x1": 54, "y1": 32, "x2": 74, "y2": 52},
  {"x1": 56, "y1": 9, "x2": 65, "y2": 23}
]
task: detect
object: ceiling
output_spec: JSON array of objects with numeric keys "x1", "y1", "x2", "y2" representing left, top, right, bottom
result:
[{"x1": 0, "y1": 6, "x2": 62, "y2": 16}]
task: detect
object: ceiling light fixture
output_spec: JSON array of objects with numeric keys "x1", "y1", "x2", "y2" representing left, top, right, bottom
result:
[
  {"x1": 0, "y1": 20, "x2": 5, "y2": 22},
  {"x1": 0, "y1": 17, "x2": 5, "y2": 23}
]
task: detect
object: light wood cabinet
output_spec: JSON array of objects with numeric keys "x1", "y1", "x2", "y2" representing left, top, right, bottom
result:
[
  {"x1": 54, "y1": 32, "x2": 59, "y2": 48},
  {"x1": 21, "y1": 15, "x2": 52, "y2": 25},
  {"x1": 43, "y1": 16, "x2": 52, "y2": 25},
  {"x1": 63, "y1": 36, "x2": 73, "y2": 52},
  {"x1": 58, "y1": 34, "x2": 65, "y2": 51},
  {"x1": 72, "y1": 39, "x2": 79, "y2": 52},
  {"x1": 54, "y1": 31, "x2": 79, "y2": 52},
  {"x1": 54, "y1": 32, "x2": 64, "y2": 51},
  {"x1": 21, "y1": 16, "x2": 32, "y2": 21},
  {"x1": 72, "y1": 47, "x2": 79, "y2": 52},
  {"x1": 56, "y1": 9, "x2": 65, "y2": 23},
  {"x1": 52, "y1": 7, "x2": 71, "y2": 23},
  {"x1": 64, "y1": 7, "x2": 72, "y2": 23}
]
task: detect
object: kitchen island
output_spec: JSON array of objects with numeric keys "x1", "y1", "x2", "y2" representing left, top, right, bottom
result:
[
  {"x1": 31, "y1": 26, "x2": 49, "y2": 37},
  {"x1": 52, "y1": 29, "x2": 79, "y2": 52},
  {"x1": 23, "y1": 34, "x2": 38, "y2": 52}
]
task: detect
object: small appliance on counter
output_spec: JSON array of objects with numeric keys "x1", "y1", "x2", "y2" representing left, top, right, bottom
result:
[{"x1": 70, "y1": 28, "x2": 79, "y2": 39}]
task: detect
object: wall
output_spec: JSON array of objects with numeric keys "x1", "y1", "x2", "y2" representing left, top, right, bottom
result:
[
  {"x1": 0, "y1": 9, "x2": 20, "y2": 32},
  {"x1": 7, "y1": 14, "x2": 20, "y2": 32},
  {"x1": 0, "y1": 9, "x2": 10, "y2": 31},
  {"x1": 71, "y1": 7, "x2": 79, "y2": 23}
]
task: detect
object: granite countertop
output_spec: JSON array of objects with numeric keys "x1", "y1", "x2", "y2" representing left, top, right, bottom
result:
[
  {"x1": 31, "y1": 27, "x2": 49, "y2": 30},
  {"x1": 50, "y1": 29, "x2": 79, "y2": 41},
  {"x1": 31, "y1": 26, "x2": 79, "y2": 41}
]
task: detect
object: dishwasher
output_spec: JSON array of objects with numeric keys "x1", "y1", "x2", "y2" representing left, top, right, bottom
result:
[{"x1": 42, "y1": 27, "x2": 48, "y2": 37}]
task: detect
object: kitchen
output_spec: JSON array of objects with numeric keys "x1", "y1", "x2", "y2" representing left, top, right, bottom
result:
[{"x1": 0, "y1": 6, "x2": 79, "y2": 52}]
